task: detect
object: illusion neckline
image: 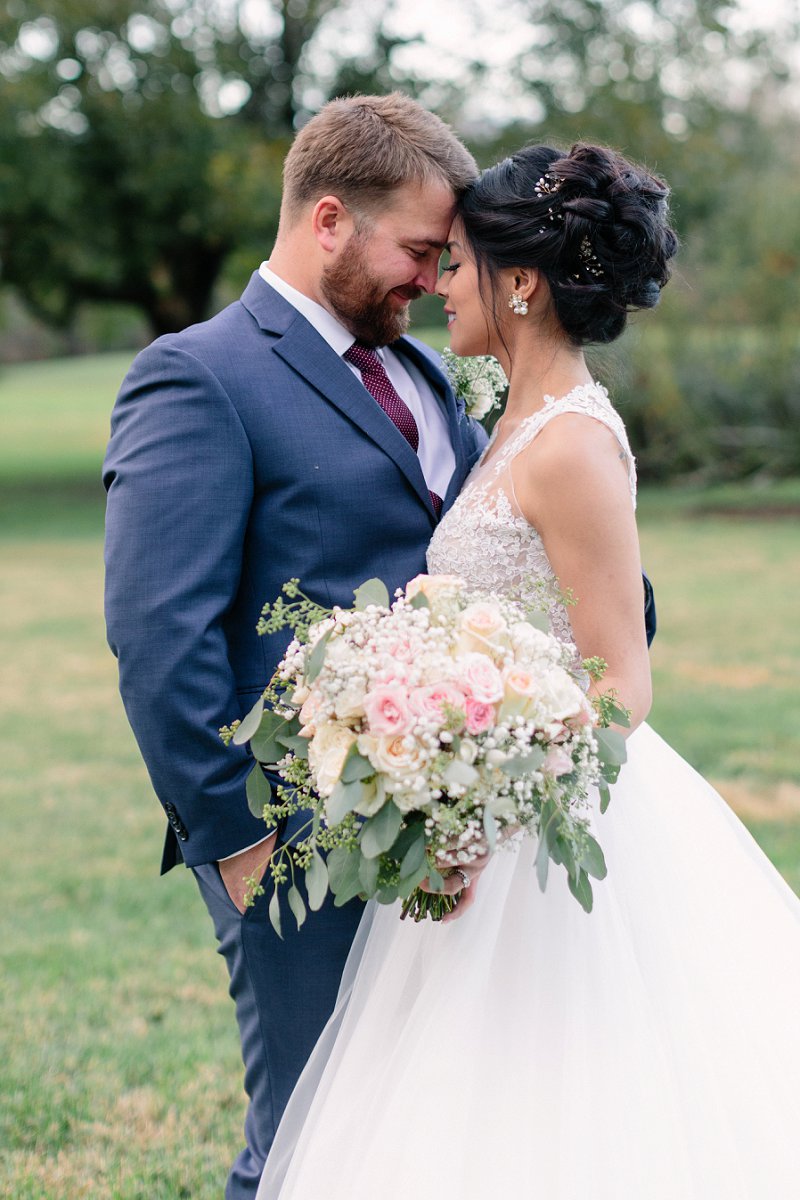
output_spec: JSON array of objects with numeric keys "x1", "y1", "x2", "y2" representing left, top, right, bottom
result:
[{"x1": 480, "y1": 380, "x2": 611, "y2": 469}]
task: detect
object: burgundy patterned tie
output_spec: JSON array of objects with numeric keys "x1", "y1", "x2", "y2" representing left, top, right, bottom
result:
[{"x1": 344, "y1": 342, "x2": 443, "y2": 517}]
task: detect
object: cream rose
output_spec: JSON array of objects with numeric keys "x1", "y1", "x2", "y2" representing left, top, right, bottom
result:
[
  {"x1": 358, "y1": 732, "x2": 428, "y2": 780},
  {"x1": 457, "y1": 601, "x2": 508, "y2": 654},
  {"x1": 406, "y1": 574, "x2": 464, "y2": 603},
  {"x1": 334, "y1": 682, "x2": 366, "y2": 721},
  {"x1": 308, "y1": 724, "x2": 357, "y2": 797},
  {"x1": 498, "y1": 665, "x2": 540, "y2": 719}
]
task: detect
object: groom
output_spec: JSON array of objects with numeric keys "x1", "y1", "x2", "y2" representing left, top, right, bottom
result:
[{"x1": 103, "y1": 93, "x2": 484, "y2": 1198}]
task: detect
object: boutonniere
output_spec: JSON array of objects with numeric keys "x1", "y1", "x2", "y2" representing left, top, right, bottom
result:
[{"x1": 441, "y1": 349, "x2": 507, "y2": 422}]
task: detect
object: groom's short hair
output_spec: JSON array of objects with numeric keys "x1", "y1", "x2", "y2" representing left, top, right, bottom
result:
[{"x1": 282, "y1": 93, "x2": 477, "y2": 221}]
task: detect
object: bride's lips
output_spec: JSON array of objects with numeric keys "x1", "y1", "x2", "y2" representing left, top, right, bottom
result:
[{"x1": 444, "y1": 308, "x2": 455, "y2": 325}]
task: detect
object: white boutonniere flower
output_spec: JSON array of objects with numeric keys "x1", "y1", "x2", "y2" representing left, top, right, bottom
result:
[{"x1": 441, "y1": 348, "x2": 507, "y2": 422}]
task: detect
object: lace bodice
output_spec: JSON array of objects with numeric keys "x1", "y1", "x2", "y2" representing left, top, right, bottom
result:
[{"x1": 428, "y1": 383, "x2": 636, "y2": 655}]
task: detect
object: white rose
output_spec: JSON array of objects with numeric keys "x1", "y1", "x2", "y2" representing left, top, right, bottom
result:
[
  {"x1": 537, "y1": 668, "x2": 587, "y2": 724},
  {"x1": 468, "y1": 378, "x2": 495, "y2": 420},
  {"x1": 508, "y1": 621, "x2": 558, "y2": 664},
  {"x1": 308, "y1": 724, "x2": 358, "y2": 797},
  {"x1": 334, "y1": 682, "x2": 366, "y2": 721}
]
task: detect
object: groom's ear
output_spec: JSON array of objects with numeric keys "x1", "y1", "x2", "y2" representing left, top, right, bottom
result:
[{"x1": 311, "y1": 196, "x2": 355, "y2": 253}]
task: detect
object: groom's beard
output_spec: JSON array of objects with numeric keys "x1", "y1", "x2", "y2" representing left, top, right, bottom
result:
[{"x1": 321, "y1": 233, "x2": 421, "y2": 348}]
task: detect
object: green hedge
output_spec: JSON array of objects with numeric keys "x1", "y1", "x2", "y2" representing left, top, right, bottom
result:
[{"x1": 603, "y1": 325, "x2": 800, "y2": 482}]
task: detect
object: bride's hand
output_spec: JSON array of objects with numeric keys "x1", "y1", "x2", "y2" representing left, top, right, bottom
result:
[{"x1": 418, "y1": 848, "x2": 493, "y2": 922}]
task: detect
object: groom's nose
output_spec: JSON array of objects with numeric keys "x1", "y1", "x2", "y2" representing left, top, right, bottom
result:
[{"x1": 413, "y1": 258, "x2": 441, "y2": 295}]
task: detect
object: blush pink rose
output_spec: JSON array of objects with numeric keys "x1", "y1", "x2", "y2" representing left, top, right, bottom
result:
[
  {"x1": 363, "y1": 684, "x2": 412, "y2": 736},
  {"x1": 544, "y1": 746, "x2": 574, "y2": 777},
  {"x1": 457, "y1": 652, "x2": 504, "y2": 703},
  {"x1": 464, "y1": 696, "x2": 496, "y2": 735},
  {"x1": 408, "y1": 681, "x2": 467, "y2": 728}
]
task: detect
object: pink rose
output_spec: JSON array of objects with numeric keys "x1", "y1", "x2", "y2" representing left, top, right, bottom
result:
[
  {"x1": 457, "y1": 652, "x2": 504, "y2": 703},
  {"x1": 408, "y1": 681, "x2": 467, "y2": 728},
  {"x1": 363, "y1": 684, "x2": 412, "y2": 736},
  {"x1": 464, "y1": 696, "x2": 496, "y2": 735},
  {"x1": 544, "y1": 746, "x2": 574, "y2": 777},
  {"x1": 386, "y1": 637, "x2": 416, "y2": 664}
]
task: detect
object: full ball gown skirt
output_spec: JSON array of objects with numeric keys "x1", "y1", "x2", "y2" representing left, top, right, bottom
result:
[{"x1": 256, "y1": 387, "x2": 800, "y2": 1199}]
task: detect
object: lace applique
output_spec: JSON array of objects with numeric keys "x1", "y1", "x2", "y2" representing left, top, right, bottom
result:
[{"x1": 427, "y1": 383, "x2": 636, "y2": 659}]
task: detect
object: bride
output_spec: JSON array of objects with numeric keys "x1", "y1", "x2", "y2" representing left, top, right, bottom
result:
[{"x1": 257, "y1": 143, "x2": 800, "y2": 1198}]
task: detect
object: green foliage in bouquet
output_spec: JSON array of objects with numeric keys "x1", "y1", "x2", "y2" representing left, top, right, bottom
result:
[{"x1": 222, "y1": 577, "x2": 628, "y2": 936}]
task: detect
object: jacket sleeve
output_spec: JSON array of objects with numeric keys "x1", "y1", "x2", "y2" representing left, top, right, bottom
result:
[{"x1": 103, "y1": 340, "x2": 271, "y2": 866}]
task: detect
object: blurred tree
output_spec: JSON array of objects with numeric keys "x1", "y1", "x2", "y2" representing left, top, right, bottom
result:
[{"x1": 0, "y1": 0, "x2": 364, "y2": 334}]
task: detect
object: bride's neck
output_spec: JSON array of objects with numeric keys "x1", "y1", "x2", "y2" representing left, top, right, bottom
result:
[{"x1": 500, "y1": 335, "x2": 593, "y2": 425}]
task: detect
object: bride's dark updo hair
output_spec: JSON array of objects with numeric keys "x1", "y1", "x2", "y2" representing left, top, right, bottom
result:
[{"x1": 457, "y1": 143, "x2": 678, "y2": 345}]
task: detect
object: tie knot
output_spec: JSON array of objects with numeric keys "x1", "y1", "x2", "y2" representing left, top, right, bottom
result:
[{"x1": 344, "y1": 342, "x2": 380, "y2": 372}]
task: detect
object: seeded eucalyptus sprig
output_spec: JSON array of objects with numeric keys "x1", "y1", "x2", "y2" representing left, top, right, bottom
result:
[{"x1": 256, "y1": 578, "x2": 331, "y2": 642}]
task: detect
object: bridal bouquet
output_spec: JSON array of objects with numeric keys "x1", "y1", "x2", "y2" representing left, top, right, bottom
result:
[{"x1": 222, "y1": 576, "x2": 627, "y2": 935}]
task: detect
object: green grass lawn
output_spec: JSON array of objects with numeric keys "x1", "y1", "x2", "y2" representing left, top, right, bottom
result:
[{"x1": 1, "y1": 352, "x2": 799, "y2": 1197}]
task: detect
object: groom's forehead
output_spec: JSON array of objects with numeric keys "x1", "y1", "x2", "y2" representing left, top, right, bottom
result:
[{"x1": 383, "y1": 178, "x2": 456, "y2": 230}]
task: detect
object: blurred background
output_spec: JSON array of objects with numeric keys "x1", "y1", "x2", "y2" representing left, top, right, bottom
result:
[{"x1": 2, "y1": 2, "x2": 799, "y2": 1195}]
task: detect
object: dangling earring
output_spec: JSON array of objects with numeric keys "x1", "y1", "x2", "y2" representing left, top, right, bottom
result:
[{"x1": 508, "y1": 291, "x2": 528, "y2": 316}]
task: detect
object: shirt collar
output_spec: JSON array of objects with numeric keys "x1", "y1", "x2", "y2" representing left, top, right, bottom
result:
[{"x1": 259, "y1": 262, "x2": 370, "y2": 359}]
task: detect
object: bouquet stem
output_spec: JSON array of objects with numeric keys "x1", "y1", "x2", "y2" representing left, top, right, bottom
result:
[{"x1": 400, "y1": 887, "x2": 458, "y2": 923}]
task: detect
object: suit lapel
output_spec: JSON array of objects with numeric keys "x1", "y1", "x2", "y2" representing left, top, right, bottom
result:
[
  {"x1": 393, "y1": 337, "x2": 471, "y2": 515},
  {"x1": 241, "y1": 274, "x2": 475, "y2": 523},
  {"x1": 241, "y1": 274, "x2": 436, "y2": 516}
]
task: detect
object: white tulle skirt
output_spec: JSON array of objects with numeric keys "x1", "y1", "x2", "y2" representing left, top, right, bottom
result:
[{"x1": 257, "y1": 723, "x2": 800, "y2": 1200}]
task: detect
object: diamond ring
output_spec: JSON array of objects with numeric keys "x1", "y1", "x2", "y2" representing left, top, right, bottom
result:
[{"x1": 448, "y1": 867, "x2": 471, "y2": 891}]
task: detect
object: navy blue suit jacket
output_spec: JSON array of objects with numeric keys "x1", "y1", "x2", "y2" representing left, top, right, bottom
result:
[{"x1": 104, "y1": 273, "x2": 487, "y2": 872}]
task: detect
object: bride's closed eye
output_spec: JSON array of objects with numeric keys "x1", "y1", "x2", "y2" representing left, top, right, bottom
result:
[{"x1": 440, "y1": 263, "x2": 460, "y2": 274}]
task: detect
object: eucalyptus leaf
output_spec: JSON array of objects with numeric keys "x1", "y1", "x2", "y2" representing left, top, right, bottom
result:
[
  {"x1": 340, "y1": 746, "x2": 376, "y2": 784},
  {"x1": 333, "y1": 873, "x2": 367, "y2": 907},
  {"x1": 399, "y1": 829, "x2": 426, "y2": 879},
  {"x1": 598, "y1": 782, "x2": 611, "y2": 815},
  {"x1": 581, "y1": 833, "x2": 607, "y2": 880},
  {"x1": 595, "y1": 728, "x2": 627, "y2": 767},
  {"x1": 305, "y1": 629, "x2": 333, "y2": 683},
  {"x1": 376, "y1": 883, "x2": 401, "y2": 905},
  {"x1": 397, "y1": 861, "x2": 429, "y2": 895},
  {"x1": 426, "y1": 865, "x2": 445, "y2": 893},
  {"x1": 353, "y1": 578, "x2": 390, "y2": 611},
  {"x1": 526, "y1": 610, "x2": 550, "y2": 632},
  {"x1": 268, "y1": 889, "x2": 283, "y2": 939},
  {"x1": 483, "y1": 808, "x2": 497, "y2": 852},
  {"x1": 606, "y1": 700, "x2": 631, "y2": 728},
  {"x1": 232, "y1": 694, "x2": 264, "y2": 745},
  {"x1": 567, "y1": 868, "x2": 594, "y2": 913},
  {"x1": 245, "y1": 763, "x2": 270, "y2": 819},
  {"x1": 360, "y1": 802, "x2": 403, "y2": 859},
  {"x1": 287, "y1": 884, "x2": 307, "y2": 931},
  {"x1": 305, "y1": 850, "x2": 328, "y2": 911},
  {"x1": 274, "y1": 732, "x2": 310, "y2": 760},
  {"x1": 409, "y1": 591, "x2": 430, "y2": 610},
  {"x1": 326, "y1": 845, "x2": 362, "y2": 895},
  {"x1": 358, "y1": 853, "x2": 381, "y2": 895},
  {"x1": 249, "y1": 728, "x2": 285, "y2": 765},
  {"x1": 501, "y1": 746, "x2": 546, "y2": 778},
  {"x1": 325, "y1": 778, "x2": 363, "y2": 826},
  {"x1": 535, "y1": 832, "x2": 551, "y2": 892}
]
